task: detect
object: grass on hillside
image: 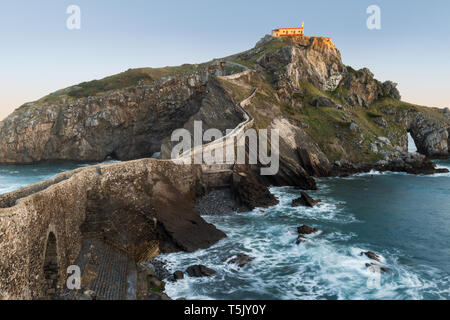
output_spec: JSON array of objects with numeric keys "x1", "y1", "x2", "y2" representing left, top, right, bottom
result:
[{"x1": 38, "y1": 63, "x2": 212, "y2": 104}]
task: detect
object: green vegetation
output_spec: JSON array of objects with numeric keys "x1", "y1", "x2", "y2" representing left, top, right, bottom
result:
[{"x1": 38, "y1": 63, "x2": 212, "y2": 103}]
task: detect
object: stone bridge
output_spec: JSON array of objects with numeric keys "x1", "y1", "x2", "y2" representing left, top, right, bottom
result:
[{"x1": 0, "y1": 159, "x2": 231, "y2": 299}]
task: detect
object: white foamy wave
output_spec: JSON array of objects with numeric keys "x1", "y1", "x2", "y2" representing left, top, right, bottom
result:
[
  {"x1": 161, "y1": 178, "x2": 450, "y2": 300},
  {"x1": 161, "y1": 226, "x2": 446, "y2": 300},
  {"x1": 268, "y1": 187, "x2": 356, "y2": 224}
]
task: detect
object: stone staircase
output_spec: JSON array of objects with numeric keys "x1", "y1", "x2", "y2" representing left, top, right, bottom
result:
[
  {"x1": 62, "y1": 238, "x2": 131, "y2": 300},
  {"x1": 61, "y1": 209, "x2": 134, "y2": 300}
]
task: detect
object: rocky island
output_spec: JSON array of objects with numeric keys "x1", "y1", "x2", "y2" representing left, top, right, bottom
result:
[{"x1": 0, "y1": 34, "x2": 449, "y2": 300}]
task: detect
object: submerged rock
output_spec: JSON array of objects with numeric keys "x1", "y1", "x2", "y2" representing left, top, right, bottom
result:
[
  {"x1": 365, "y1": 263, "x2": 389, "y2": 273},
  {"x1": 223, "y1": 253, "x2": 254, "y2": 268},
  {"x1": 186, "y1": 265, "x2": 216, "y2": 278}
]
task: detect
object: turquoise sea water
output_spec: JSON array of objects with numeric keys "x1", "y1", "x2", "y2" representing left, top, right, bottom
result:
[
  {"x1": 0, "y1": 163, "x2": 89, "y2": 194},
  {"x1": 160, "y1": 159, "x2": 450, "y2": 300}
]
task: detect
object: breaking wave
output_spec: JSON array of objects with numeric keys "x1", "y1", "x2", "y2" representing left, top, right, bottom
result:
[{"x1": 160, "y1": 183, "x2": 450, "y2": 300}]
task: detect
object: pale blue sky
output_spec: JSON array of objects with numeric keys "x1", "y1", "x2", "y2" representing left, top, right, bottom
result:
[{"x1": 1, "y1": 0, "x2": 449, "y2": 119}]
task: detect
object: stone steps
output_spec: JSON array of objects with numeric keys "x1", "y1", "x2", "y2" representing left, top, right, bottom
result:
[{"x1": 61, "y1": 239, "x2": 133, "y2": 300}]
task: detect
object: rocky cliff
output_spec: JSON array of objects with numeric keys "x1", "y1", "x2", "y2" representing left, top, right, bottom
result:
[
  {"x1": 226, "y1": 36, "x2": 449, "y2": 171},
  {"x1": 0, "y1": 35, "x2": 448, "y2": 178}
]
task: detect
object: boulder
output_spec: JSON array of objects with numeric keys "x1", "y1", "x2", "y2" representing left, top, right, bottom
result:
[
  {"x1": 185, "y1": 265, "x2": 216, "y2": 278},
  {"x1": 311, "y1": 97, "x2": 339, "y2": 108}
]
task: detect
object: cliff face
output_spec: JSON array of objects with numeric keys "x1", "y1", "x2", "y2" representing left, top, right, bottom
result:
[
  {"x1": 257, "y1": 37, "x2": 346, "y2": 92},
  {"x1": 0, "y1": 78, "x2": 205, "y2": 163},
  {"x1": 0, "y1": 62, "x2": 245, "y2": 164},
  {"x1": 228, "y1": 36, "x2": 448, "y2": 167}
]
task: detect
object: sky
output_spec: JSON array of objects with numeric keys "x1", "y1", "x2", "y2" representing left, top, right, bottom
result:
[{"x1": 1, "y1": 0, "x2": 449, "y2": 120}]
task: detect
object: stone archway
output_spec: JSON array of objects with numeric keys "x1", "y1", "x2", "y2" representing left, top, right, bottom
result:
[{"x1": 43, "y1": 232, "x2": 59, "y2": 298}]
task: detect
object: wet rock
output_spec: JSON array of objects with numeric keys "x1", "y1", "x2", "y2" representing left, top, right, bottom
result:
[
  {"x1": 292, "y1": 192, "x2": 321, "y2": 208},
  {"x1": 146, "y1": 260, "x2": 171, "y2": 280},
  {"x1": 298, "y1": 225, "x2": 318, "y2": 235},
  {"x1": 138, "y1": 262, "x2": 156, "y2": 277},
  {"x1": 173, "y1": 271, "x2": 184, "y2": 280},
  {"x1": 296, "y1": 225, "x2": 319, "y2": 244},
  {"x1": 224, "y1": 253, "x2": 254, "y2": 268},
  {"x1": 365, "y1": 263, "x2": 389, "y2": 273},
  {"x1": 360, "y1": 251, "x2": 381, "y2": 262},
  {"x1": 186, "y1": 265, "x2": 216, "y2": 277}
]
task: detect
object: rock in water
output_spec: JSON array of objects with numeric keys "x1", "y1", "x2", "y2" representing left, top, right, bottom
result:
[
  {"x1": 173, "y1": 271, "x2": 184, "y2": 280},
  {"x1": 298, "y1": 225, "x2": 318, "y2": 235},
  {"x1": 296, "y1": 225, "x2": 319, "y2": 244},
  {"x1": 360, "y1": 251, "x2": 381, "y2": 262},
  {"x1": 292, "y1": 192, "x2": 321, "y2": 207},
  {"x1": 185, "y1": 265, "x2": 216, "y2": 277},
  {"x1": 365, "y1": 263, "x2": 389, "y2": 273},
  {"x1": 224, "y1": 253, "x2": 254, "y2": 268}
]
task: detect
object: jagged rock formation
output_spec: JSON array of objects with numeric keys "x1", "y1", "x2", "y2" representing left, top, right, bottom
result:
[{"x1": 256, "y1": 37, "x2": 346, "y2": 92}]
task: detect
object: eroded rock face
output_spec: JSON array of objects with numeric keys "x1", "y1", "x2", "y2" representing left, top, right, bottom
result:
[
  {"x1": 257, "y1": 37, "x2": 346, "y2": 92},
  {"x1": 266, "y1": 117, "x2": 328, "y2": 187},
  {"x1": 0, "y1": 78, "x2": 206, "y2": 164},
  {"x1": 409, "y1": 115, "x2": 449, "y2": 158}
]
